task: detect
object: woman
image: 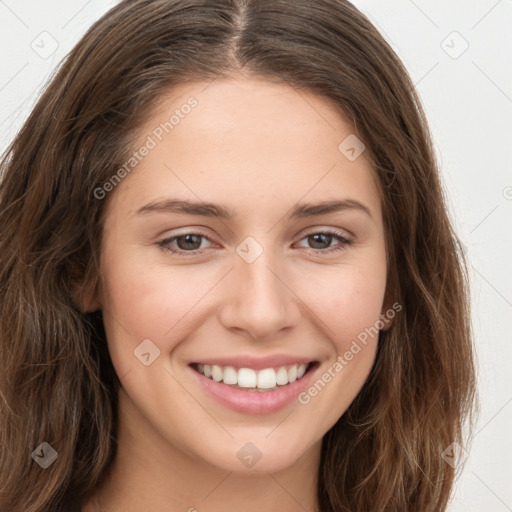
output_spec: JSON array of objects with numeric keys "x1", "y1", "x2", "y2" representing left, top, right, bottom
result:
[{"x1": 0, "y1": 1, "x2": 477, "y2": 511}]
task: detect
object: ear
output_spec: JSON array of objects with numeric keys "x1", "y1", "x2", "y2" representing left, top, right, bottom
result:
[{"x1": 73, "y1": 276, "x2": 102, "y2": 313}]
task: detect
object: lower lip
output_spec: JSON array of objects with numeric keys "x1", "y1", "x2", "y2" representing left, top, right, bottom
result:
[{"x1": 189, "y1": 364, "x2": 318, "y2": 415}]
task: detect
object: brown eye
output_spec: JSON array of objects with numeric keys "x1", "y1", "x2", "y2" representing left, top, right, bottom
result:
[
  {"x1": 307, "y1": 233, "x2": 335, "y2": 249},
  {"x1": 175, "y1": 234, "x2": 203, "y2": 251},
  {"x1": 296, "y1": 230, "x2": 352, "y2": 254},
  {"x1": 158, "y1": 233, "x2": 213, "y2": 254}
]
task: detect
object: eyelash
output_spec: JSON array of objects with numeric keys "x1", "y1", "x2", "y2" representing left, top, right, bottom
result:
[{"x1": 157, "y1": 229, "x2": 352, "y2": 256}]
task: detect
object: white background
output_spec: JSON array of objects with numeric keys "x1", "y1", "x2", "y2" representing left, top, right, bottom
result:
[{"x1": 1, "y1": 1, "x2": 511, "y2": 510}]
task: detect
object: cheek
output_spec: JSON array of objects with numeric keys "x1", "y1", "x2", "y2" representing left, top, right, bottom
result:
[
  {"x1": 294, "y1": 259, "x2": 387, "y2": 348},
  {"x1": 99, "y1": 251, "x2": 220, "y2": 355},
  {"x1": 291, "y1": 263, "x2": 386, "y2": 433}
]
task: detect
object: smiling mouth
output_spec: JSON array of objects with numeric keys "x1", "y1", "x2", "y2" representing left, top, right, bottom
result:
[{"x1": 190, "y1": 362, "x2": 317, "y2": 392}]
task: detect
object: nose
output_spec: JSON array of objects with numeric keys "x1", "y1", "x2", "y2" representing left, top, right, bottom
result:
[{"x1": 217, "y1": 246, "x2": 301, "y2": 340}]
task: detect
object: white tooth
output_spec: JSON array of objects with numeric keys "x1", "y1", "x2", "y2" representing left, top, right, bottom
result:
[
  {"x1": 257, "y1": 368, "x2": 277, "y2": 389},
  {"x1": 203, "y1": 364, "x2": 212, "y2": 378},
  {"x1": 297, "y1": 364, "x2": 307, "y2": 379},
  {"x1": 211, "y1": 365, "x2": 223, "y2": 382},
  {"x1": 238, "y1": 368, "x2": 257, "y2": 388},
  {"x1": 197, "y1": 364, "x2": 204, "y2": 374},
  {"x1": 288, "y1": 365, "x2": 298, "y2": 383},
  {"x1": 276, "y1": 366, "x2": 289, "y2": 386},
  {"x1": 223, "y1": 366, "x2": 238, "y2": 385}
]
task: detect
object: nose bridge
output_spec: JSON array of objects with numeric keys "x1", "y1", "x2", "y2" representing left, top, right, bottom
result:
[{"x1": 218, "y1": 237, "x2": 300, "y2": 339}]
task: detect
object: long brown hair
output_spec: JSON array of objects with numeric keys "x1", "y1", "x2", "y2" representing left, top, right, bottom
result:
[{"x1": 0, "y1": 1, "x2": 477, "y2": 510}]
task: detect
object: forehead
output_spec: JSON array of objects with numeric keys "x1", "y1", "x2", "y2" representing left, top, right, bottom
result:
[{"x1": 110, "y1": 77, "x2": 382, "y2": 222}]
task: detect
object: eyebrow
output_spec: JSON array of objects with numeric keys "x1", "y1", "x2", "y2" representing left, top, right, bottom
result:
[{"x1": 135, "y1": 198, "x2": 373, "y2": 221}]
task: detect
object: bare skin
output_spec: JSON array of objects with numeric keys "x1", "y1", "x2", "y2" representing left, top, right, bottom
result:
[{"x1": 82, "y1": 75, "x2": 390, "y2": 512}]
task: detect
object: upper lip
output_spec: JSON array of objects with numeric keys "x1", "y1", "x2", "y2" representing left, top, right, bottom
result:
[{"x1": 190, "y1": 354, "x2": 317, "y2": 370}]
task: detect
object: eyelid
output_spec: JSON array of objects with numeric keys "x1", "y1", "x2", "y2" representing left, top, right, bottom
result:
[
  {"x1": 158, "y1": 225, "x2": 353, "y2": 257},
  {"x1": 158, "y1": 230, "x2": 217, "y2": 252},
  {"x1": 158, "y1": 226, "x2": 217, "y2": 243},
  {"x1": 297, "y1": 225, "x2": 353, "y2": 241}
]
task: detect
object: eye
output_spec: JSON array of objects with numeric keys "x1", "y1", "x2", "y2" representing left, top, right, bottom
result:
[
  {"x1": 295, "y1": 229, "x2": 352, "y2": 253},
  {"x1": 158, "y1": 229, "x2": 352, "y2": 256},
  {"x1": 158, "y1": 233, "x2": 214, "y2": 254}
]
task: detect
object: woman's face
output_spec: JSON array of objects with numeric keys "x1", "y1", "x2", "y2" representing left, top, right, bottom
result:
[{"x1": 96, "y1": 76, "x2": 389, "y2": 474}]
